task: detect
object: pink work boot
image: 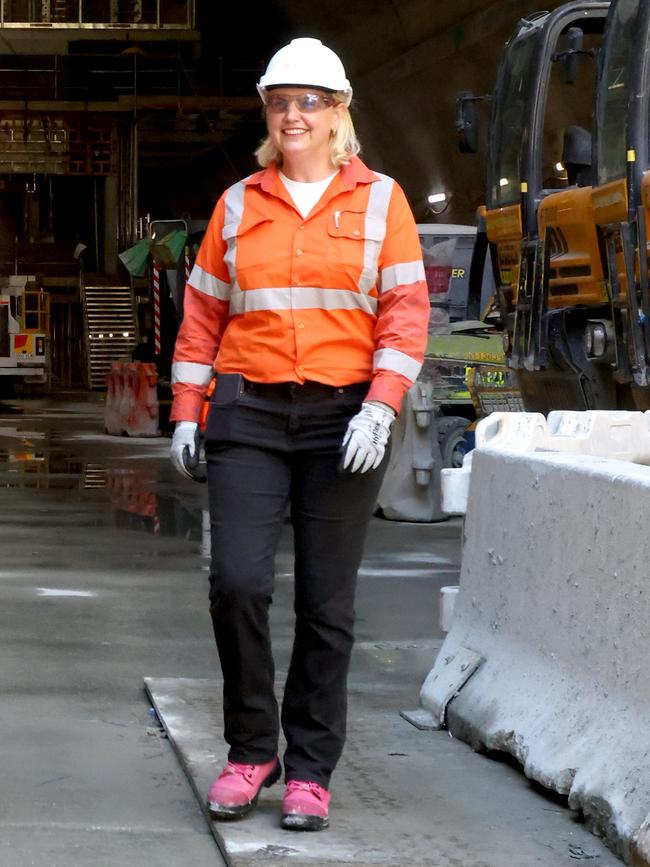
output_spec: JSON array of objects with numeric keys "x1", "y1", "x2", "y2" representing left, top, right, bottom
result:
[
  {"x1": 207, "y1": 758, "x2": 281, "y2": 820},
  {"x1": 281, "y1": 780, "x2": 330, "y2": 831}
]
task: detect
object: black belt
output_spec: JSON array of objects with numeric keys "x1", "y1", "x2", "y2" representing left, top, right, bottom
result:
[{"x1": 242, "y1": 379, "x2": 370, "y2": 399}]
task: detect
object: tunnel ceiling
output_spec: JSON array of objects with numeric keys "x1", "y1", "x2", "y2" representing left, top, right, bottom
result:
[
  {"x1": 196, "y1": 0, "x2": 570, "y2": 223},
  {"x1": 0, "y1": 1, "x2": 570, "y2": 222}
]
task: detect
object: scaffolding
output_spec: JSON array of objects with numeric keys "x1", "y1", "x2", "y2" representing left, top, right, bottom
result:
[{"x1": 0, "y1": 1, "x2": 195, "y2": 27}]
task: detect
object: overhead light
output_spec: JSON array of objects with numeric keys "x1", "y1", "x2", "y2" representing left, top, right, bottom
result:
[
  {"x1": 428, "y1": 192, "x2": 447, "y2": 205},
  {"x1": 499, "y1": 178, "x2": 509, "y2": 187},
  {"x1": 555, "y1": 162, "x2": 566, "y2": 173},
  {"x1": 123, "y1": 332, "x2": 130, "y2": 338}
]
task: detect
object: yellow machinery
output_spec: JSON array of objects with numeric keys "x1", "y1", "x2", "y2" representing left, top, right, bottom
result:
[
  {"x1": 458, "y1": 2, "x2": 611, "y2": 410},
  {"x1": 500, "y1": 0, "x2": 650, "y2": 412},
  {"x1": 0, "y1": 276, "x2": 49, "y2": 384}
]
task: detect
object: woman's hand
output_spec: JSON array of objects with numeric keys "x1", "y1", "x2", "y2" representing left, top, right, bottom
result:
[
  {"x1": 171, "y1": 421, "x2": 207, "y2": 483},
  {"x1": 341, "y1": 401, "x2": 395, "y2": 473}
]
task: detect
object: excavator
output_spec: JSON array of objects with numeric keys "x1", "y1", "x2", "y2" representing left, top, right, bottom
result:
[
  {"x1": 529, "y1": 0, "x2": 650, "y2": 411},
  {"x1": 456, "y1": 1, "x2": 610, "y2": 411},
  {"x1": 511, "y1": 0, "x2": 650, "y2": 412}
]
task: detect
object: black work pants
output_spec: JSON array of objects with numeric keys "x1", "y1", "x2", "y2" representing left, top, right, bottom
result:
[{"x1": 204, "y1": 377, "x2": 386, "y2": 787}]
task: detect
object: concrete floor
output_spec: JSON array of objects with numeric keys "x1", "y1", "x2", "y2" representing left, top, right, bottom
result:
[{"x1": 0, "y1": 396, "x2": 622, "y2": 866}]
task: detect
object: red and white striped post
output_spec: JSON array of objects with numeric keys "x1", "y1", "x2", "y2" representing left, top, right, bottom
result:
[{"x1": 152, "y1": 260, "x2": 161, "y2": 355}]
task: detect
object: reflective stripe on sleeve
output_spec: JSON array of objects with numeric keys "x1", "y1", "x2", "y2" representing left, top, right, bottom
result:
[
  {"x1": 359, "y1": 174, "x2": 394, "y2": 294},
  {"x1": 373, "y1": 347, "x2": 422, "y2": 381},
  {"x1": 188, "y1": 264, "x2": 231, "y2": 300},
  {"x1": 380, "y1": 260, "x2": 426, "y2": 294},
  {"x1": 172, "y1": 361, "x2": 214, "y2": 386},
  {"x1": 222, "y1": 181, "x2": 246, "y2": 289},
  {"x1": 229, "y1": 286, "x2": 378, "y2": 315}
]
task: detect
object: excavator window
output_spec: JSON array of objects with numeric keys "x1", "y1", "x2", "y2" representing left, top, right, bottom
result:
[
  {"x1": 488, "y1": 32, "x2": 537, "y2": 209},
  {"x1": 540, "y1": 28, "x2": 600, "y2": 193},
  {"x1": 596, "y1": 0, "x2": 640, "y2": 185}
]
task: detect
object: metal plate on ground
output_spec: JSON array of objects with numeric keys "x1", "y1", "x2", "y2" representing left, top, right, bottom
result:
[
  {"x1": 399, "y1": 707, "x2": 440, "y2": 730},
  {"x1": 420, "y1": 647, "x2": 483, "y2": 727},
  {"x1": 144, "y1": 677, "x2": 448, "y2": 867}
]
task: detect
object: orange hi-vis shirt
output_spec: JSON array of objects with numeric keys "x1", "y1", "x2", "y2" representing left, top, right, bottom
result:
[{"x1": 171, "y1": 155, "x2": 429, "y2": 421}]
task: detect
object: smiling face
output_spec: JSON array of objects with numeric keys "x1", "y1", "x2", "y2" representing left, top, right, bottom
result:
[{"x1": 264, "y1": 87, "x2": 343, "y2": 176}]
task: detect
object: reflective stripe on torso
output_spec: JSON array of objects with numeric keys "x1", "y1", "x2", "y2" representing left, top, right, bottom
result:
[
  {"x1": 171, "y1": 156, "x2": 429, "y2": 420},
  {"x1": 210, "y1": 167, "x2": 394, "y2": 383}
]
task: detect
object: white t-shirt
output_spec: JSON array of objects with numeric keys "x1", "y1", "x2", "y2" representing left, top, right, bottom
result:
[{"x1": 279, "y1": 170, "x2": 339, "y2": 218}]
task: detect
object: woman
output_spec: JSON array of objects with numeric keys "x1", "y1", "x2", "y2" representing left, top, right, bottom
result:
[{"x1": 170, "y1": 37, "x2": 429, "y2": 832}]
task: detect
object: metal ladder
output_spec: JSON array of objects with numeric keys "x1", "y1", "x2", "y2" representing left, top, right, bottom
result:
[{"x1": 82, "y1": 284, "x2": 138, "y2": 390}]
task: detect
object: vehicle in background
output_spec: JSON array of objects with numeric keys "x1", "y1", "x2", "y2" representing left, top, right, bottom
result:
[
  {"x1": 457, "y1": 2, "x2": 610, "y2": 412},
  {"x1": 0, "y1": 275, "x2": 48, "y2": 388},
  {"x1": 518, "y1": 0, "x2": 650, "y2": 413},
  {"x1": 416, "y1": 223, "x2": 522, "y2": 467}
]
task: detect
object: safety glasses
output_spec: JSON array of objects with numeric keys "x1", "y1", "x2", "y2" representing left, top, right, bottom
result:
[{"x1": 264, "y1": 92, "x2": 337, "y2": 113}]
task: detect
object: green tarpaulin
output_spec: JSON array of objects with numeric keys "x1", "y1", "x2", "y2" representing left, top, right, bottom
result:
[
  {"x1": 118, "y1": 237, "x2": 153, "y2": 277},
  {"x1": 118, "y1": 229, "x2": 188, "y2": 276}
]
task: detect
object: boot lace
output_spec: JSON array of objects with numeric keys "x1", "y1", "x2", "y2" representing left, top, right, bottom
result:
[
  {"x1": 286, "y1": 780, "x2": 325, "y2": 799},
  {"x1": 223, "y1": 762, "x2": 257, "y2": 785}
]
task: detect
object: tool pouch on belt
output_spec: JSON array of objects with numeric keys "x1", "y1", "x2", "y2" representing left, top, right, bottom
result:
[{"x1": 211, "y1": 373, "x2": 246, "y2": 405}]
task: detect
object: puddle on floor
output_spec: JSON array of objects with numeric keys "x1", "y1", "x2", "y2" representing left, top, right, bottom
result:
[
  {"x1": 0, "y1": 444, "x2": 203, "y2": 540},
  {"x1": 0, "y1": 399, "x2": 203, "y2": 544}
]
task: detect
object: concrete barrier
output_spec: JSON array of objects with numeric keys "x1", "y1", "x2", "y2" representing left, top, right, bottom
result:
[
  {"x1": 376, "y1": 381, "x2": 446, "y2": 522},
  {"x1": 442, "y1": 410, "x2": 650, "y2": 515},
  {"x1": 422, "y1": 410, "x2": 650, "y2": 865}
]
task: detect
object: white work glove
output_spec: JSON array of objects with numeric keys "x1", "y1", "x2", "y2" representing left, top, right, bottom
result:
[
  {"x1": 341, "y1": 401, "x2": 396, "y2": 473},
  {"x1": 170, "y1": 421, "x2": 206, "y2": 483}
]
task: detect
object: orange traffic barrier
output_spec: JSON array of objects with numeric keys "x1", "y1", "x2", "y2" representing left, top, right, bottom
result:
[
  {"x1": 105, "y1": 362, "x2": 126, "y2": 435},
  {"x1": 104, "y1": 361, "x2": 160, "y2": 437},
  {"x1": 126, "y1": 362, "x2": 160, "y2": 437}
]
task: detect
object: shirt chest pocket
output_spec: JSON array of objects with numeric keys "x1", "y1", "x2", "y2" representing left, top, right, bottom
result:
[
  {"x1": 327, "y1": 211, "x2": 386, "y2": 278},
  {"x1": 222, "y1": 217, "x2": 274, "y2": 290}
]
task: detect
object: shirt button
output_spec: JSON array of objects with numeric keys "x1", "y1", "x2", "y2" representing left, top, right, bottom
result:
[
  {"x1": 353, "y1": 230, "x2": 360, "y2": 236},
  {"x1": 297, "y1": 365, "x2": 304, "y2": 371},
  {"x1": 297, "y1": 323, "x2": 305, "y2": 329},
  {"x1": 299, "y1": 225, "x2": 305, "y2": 230},
  {"x1": 296, "y1": 249, "x2": 303, "y2": 255}
]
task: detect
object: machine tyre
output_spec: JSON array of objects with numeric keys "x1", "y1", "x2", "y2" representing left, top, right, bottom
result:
[{"x1": 438, "y1": 416, "x2": 470, "y2": 468}]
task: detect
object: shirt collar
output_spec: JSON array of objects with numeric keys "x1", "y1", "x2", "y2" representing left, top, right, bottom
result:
[{"x1": 243, "y1": 155, "x2": 379, "y2": 195}]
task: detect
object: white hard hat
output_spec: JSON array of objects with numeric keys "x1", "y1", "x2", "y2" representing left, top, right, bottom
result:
[{"x1": 257, "y1": 38, "x2": 352, "y2": 106}]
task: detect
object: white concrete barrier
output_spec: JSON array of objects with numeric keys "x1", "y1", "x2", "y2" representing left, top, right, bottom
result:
[
  {"x1": 442, "y1": 410, "x2": 650, "y2": 515},
  {"x1": 423, "y1": 411, "x2": 650, "y2": 865}
]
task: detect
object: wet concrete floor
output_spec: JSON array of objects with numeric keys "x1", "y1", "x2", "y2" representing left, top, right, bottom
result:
[{"x1": 0, "y1": 395, "x2": 622, "y2": 866}]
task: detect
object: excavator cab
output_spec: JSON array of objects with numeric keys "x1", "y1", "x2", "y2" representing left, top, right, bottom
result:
[
  {"x1": 518, "y1": 0, "x2": 650, "y2": 413},
  {"x1": 482, "y1": 2, "x2": 609, "y2": 411}
]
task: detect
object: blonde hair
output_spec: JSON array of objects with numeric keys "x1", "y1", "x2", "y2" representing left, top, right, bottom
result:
[{"x1": 255, "y1": 100, "x2": 361, "y2": 169}]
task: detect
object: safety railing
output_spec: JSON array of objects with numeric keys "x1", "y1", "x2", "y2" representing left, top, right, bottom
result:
[{"x1": 0, "y1": 1, "x2": 195, "y2": 28}]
